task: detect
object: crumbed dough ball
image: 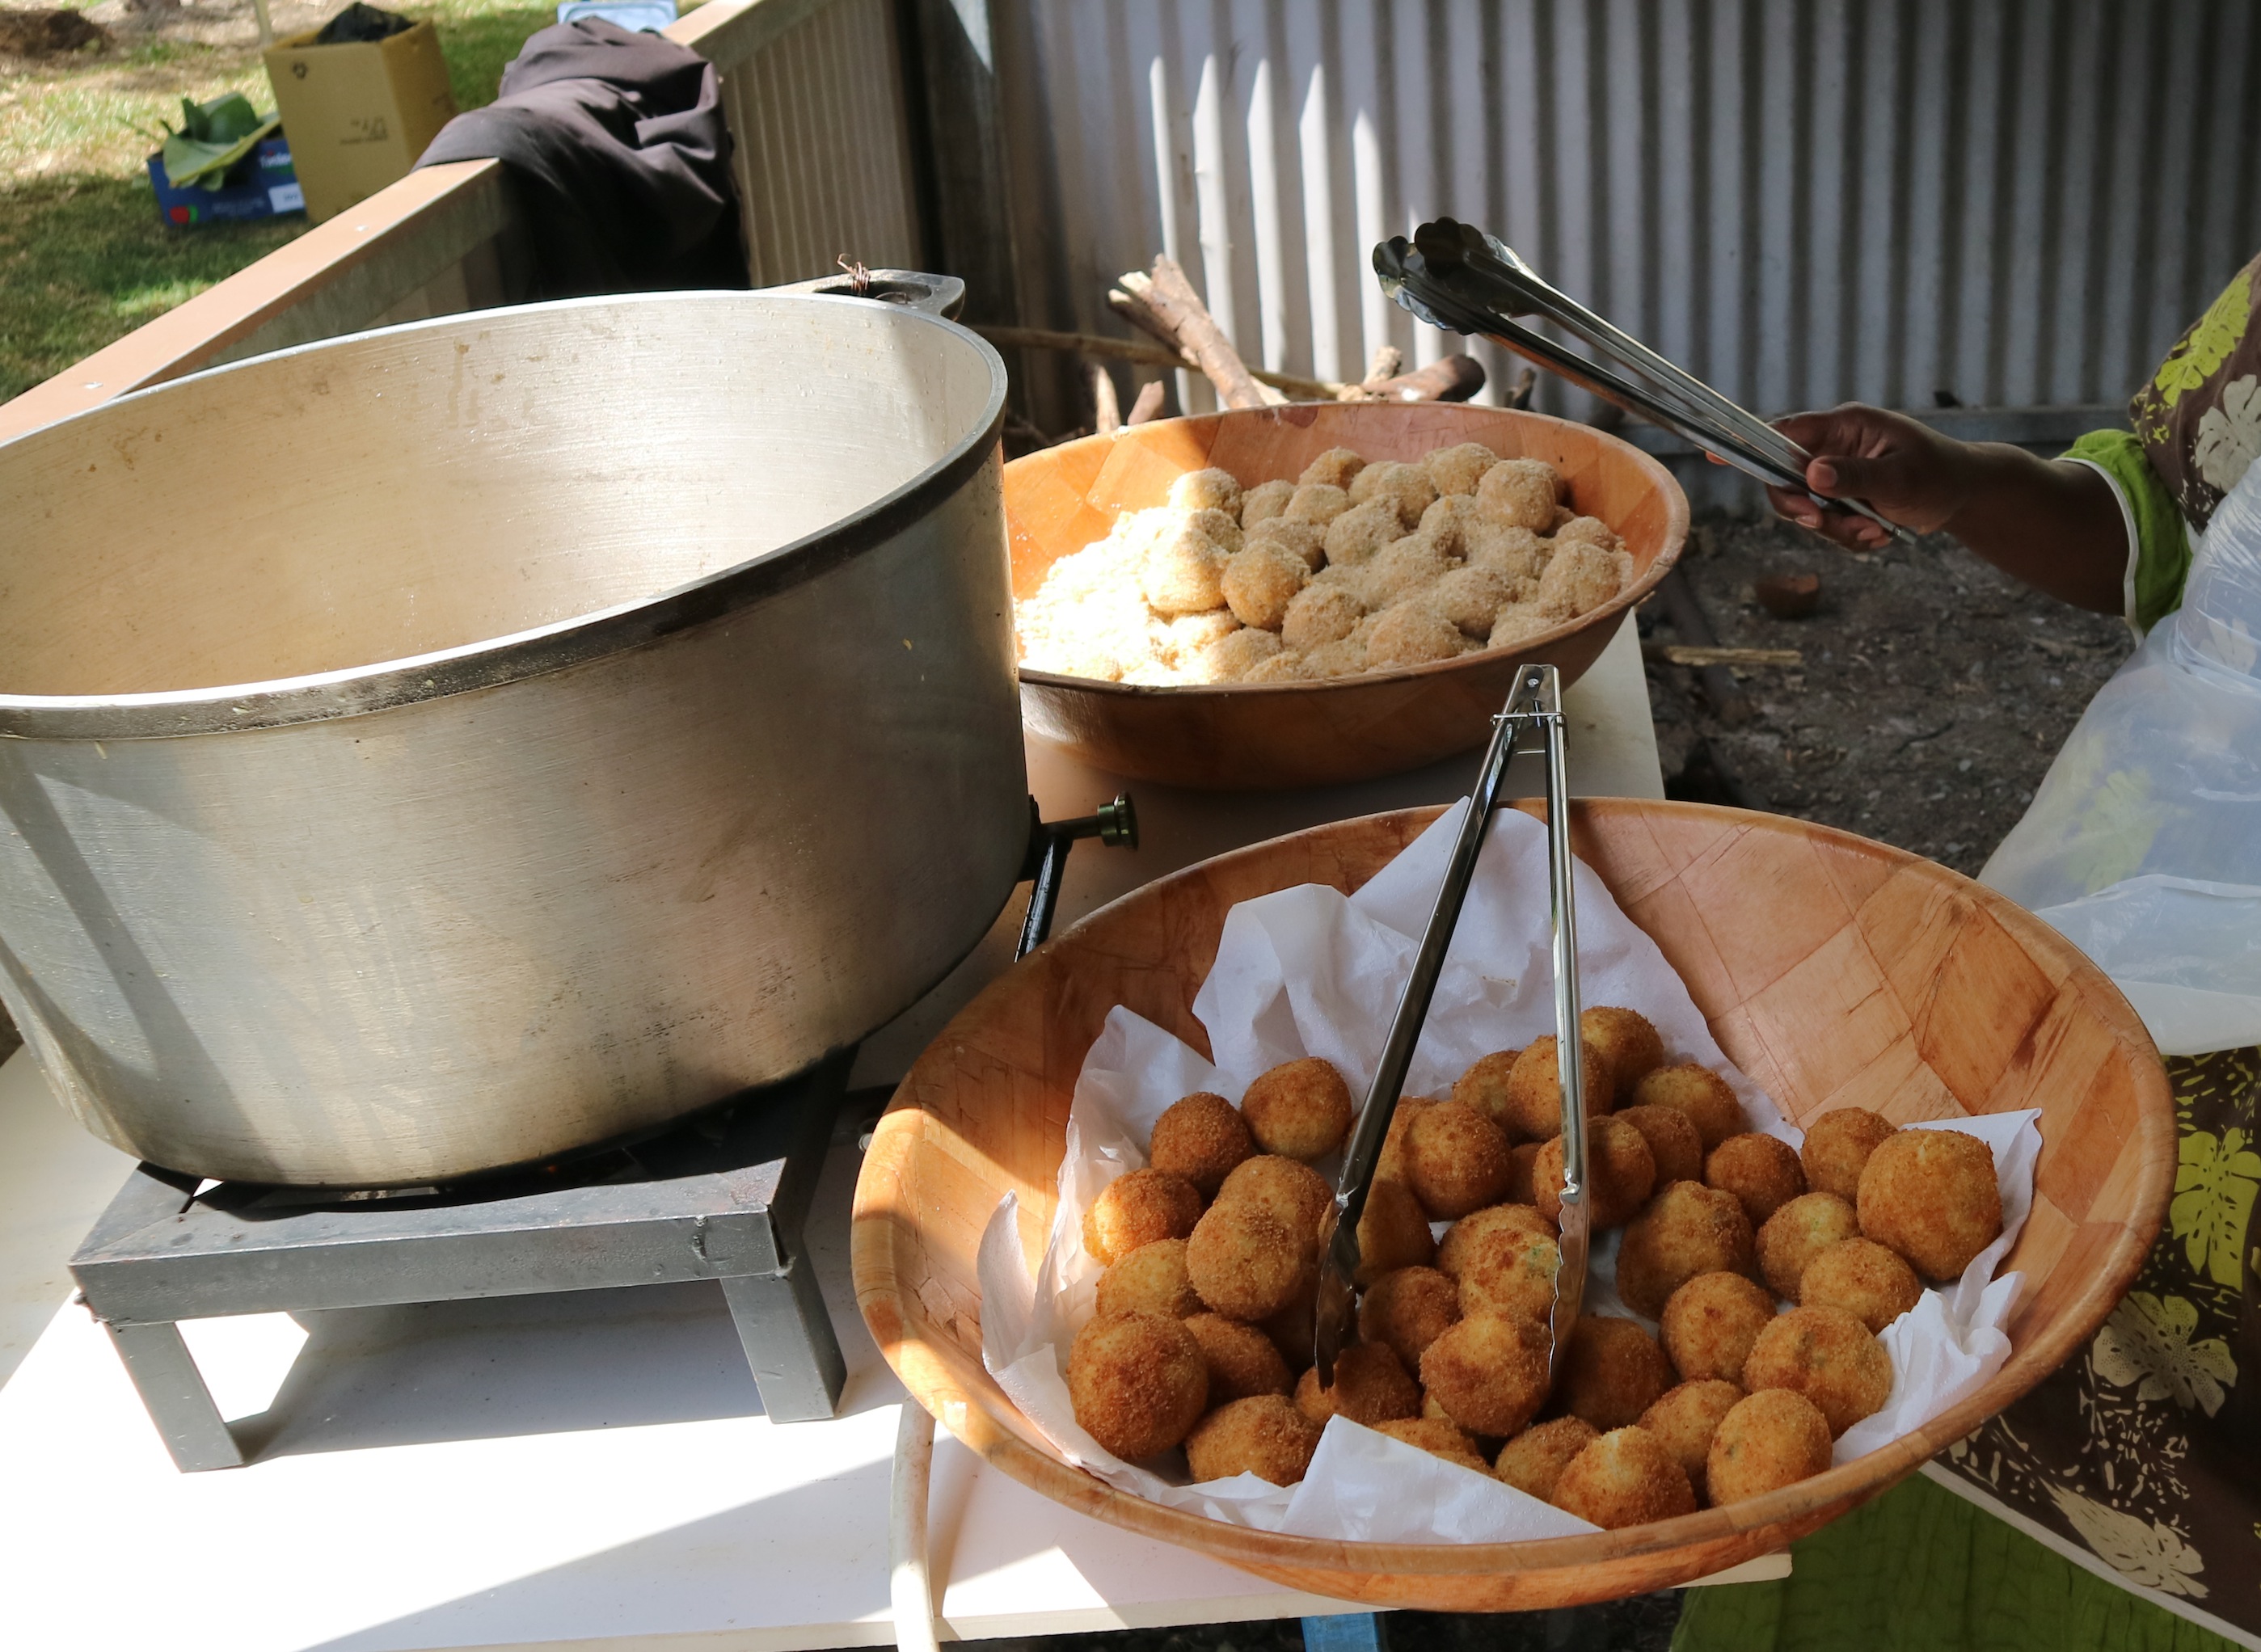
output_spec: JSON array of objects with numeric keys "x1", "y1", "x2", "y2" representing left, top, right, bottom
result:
[
  {"x1": 1801, "y1": 1108, "x2": 1899, "y2": 1203},
  {"x1": 1149, "y1": 1091, "x2": 1255, "y2": 1195},
  {"x1": 1321, "y1": 499, "x2": 1405, "y2": 566},
  {"x1": 1757, "y1": 1193, "x2": 1862, "y2": 1300},
  {"x1": 1187, "y1": 626, "x2": 1283, "y2": 684},
  {"x1": 1799, "y1": 1237, "x2": 1923, "y2": 1332},
  {"x1": 1376, "y1": 1416, "x2": 1491, "y2": 1473},
  {"x1": 1405, "y1": 1098, "x2": 1515, "y2": 1218},
  {"x1": 1742, "y1": 1305, "x2": 1891, "y2": 1436},
  {"x1": 1355, "y1": 1178, "x2": 1438, "y2": 1286},
  {"x1": 1242, "y1": 1056, "x2": 1354, "y2": 1161},
  {"x1": 1082, "y1": 1167, "x2": 1203, "y2": 1264},
  {"x1": 1096, "y1": 1238, "x2": 1201, "y2": 1320},
  {"x1": 1187, "y1": 1200, "x2": 1309, "y2": 1321},
  {"x1": 1551, "y1": 1427, "x2": 1697, "y2": 1528},
  {"x1": 1240, "y1": 478, "x2": 1296, "y2": 528},
  {"x1": 1247, "y1": 516, "x2": 1326, "y2": 571},
  {"x1": 1477, "y1": 458, "x2": 1563, "y2": 531},
  {"x1": 1660, "y1": 1272, "x2": 1777, "y2": 1384},
  {"x1": 1374, "y1": 1097, "x2": 1433, "y2": 1186},
  {"x1": 1301, "y1": 634, "x2": 1370, "y2": 678},
  {"x1": 1416, "y1": 493, "x2": 1483, "y2": 556},
  {"x1": 1533, "y1": 1115, "x2": 1657, "y2": 1229},
  {"x1": 1455, "y1": 1222, "x2": 1559, "y2": 1325},
  {"x1": 1422, "y1": 441, "x2": 1500, "y2": 497},
  {"x1": 1505, "y1": 1140, "x2": 1545, "y2": 1203},
  {"x1": 1280, "y1": 582, "x2": 1365, "y2": 651},
  {"x1": 1152, "y1": 609, "x2": 1242, "y2": 669},
  {"x1": 1615, "y1": 1180, "x2": 1757, "y2": 1319},
  {"x1": 1358, "y1": 537, "x2": 1457, "y2": 613},
  {"x1": 1615, "y1": 1104, "x2": 1705, "y2": 1188},
  {"x1": 1285, "y1": 481, "x2": 1352, "y2": 525},
  {"x1": 1222, "y1": 541, "x2": 1312, "y2": 630},
  {"x1": 1580, "y1": 1008, "x2": 1666, "y2": 1101},
  {"x1": 1486, "y1": 601, "x2": 1559, "y2": 651},
  {"x1": 1419, "y1": 1313, "x2": 1553, "y2": 1436},
  {"x1": 1298, "y1": 447, "x2": 1367, "y2": 491},
  {"x1": 1706, "y1": 1389, "x2": 1833, "y2": 1506},
  {"x1": 1170, "y1": 467, "x2": 1244, "y2": 517},
  {"x1": 1534, "y1": 537, "x2": 1623, "y2": 618},
  {"x1": 1466, "y1": 521, "x2": 1549, "y2": 584},
  {"x1": 1243, "y1": 650, "x2": 1309, "y2": 684},
  {"x1": 1187, "y1": 505, "x2": 1243, "y2": 554},
  {"x1": 1350, "y1": 459, "x2": 1440, "y2": 527},
  {"x1": 1641, "y1": 1380, "x2": 1744, "y2": 1506},
  {"x1": 1502, "y1": 1035, "x2": 1616, "y2": 1140},
  {"x1": 1431, "y1": 566, "x2": 1515, "y2": 637},
  {"x1": 1858, "y1": 1128, "x2": 2003, "y2": 1282},
  {"x1": 1217, "y1": 1154, "x2": 1332, "y2": 1253},
  {"x1": 1067, "y1": 1311, "x2": 1209, "y2": 1460},
  {"x1": 1184, "y1": 1311, "x2": 1293, "y2": 1401},
  {"x1": 1437, "y1": 1202, "x2": 1553, "y2": 1277},
  {"x1": 1141, "y1": 515, "x2": 1231, "y2": 614},
  {"x1": 1359, "y1": 1266, "x2": 1462, "y2": 1370},
  {"x1": 1554, "y1": 514, "x2": 1622, "y2": 551},
  {"x1": 1556, "y1": 1313, "x2": 1674, "y2": 1431},
  {"x1": 1634, "y1": 1064, "x2": 1746, "y2": 1150},
  {"x1": 1706, "y1": 1132, "x2": 1808, "y2": 1227},
  {"x1": 1294, "y1": 1342, "x2": 1419, "y2": 1426},
  {"x1": 1186, "y1": 1394, "x2": 1322, "y2": 1485},
  {"x1": 1450, "y1": 1050, "x2": 1525, "y2": 1136},
  {"x1": 1494, "y1": 1416, "x2": 1598, "y2": 1501},
  {"x1": 1365, "y1": 600, "x2": 1467, "y2": 670}
]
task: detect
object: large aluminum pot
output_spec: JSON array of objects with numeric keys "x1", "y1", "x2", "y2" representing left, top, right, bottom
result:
[{"x1": 0, "y1": 289, "x2": 1025, "y2": 1186}]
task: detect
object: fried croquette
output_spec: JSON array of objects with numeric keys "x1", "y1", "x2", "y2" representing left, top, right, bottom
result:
[
  {"x1": 1294, "y1": 1342, "x2": 1420, "y2": 1426},
  {"x1": 1358, "y1": 1266, "x2": 1462, "y2": 1369},
  {"x1": 1555, "y1": 1314, "x2": 1674, "y2": 1432},
  {"x1": 1660, "y1": 1271, "x2": 1777, "y2": 1384},
  {"x1": 1741, "y1": 1304, "x2": 1892, "y2": 1437},
  {"x1": 1419, "y1": 1313, "x2": 1554, "y2": 1436},
  {"x1": 1222, "y1": 542, "x2": 1311, "y2": 630},
  {"x1": 1240, "y1": 478, "x2": 1296, "y2": 527},
  {"x1": 1615, "y1": 1104, "x2": 1705, "y2": 1187},
  {"x1": 1639, "y1": 1380, "x2": 1744, "y2": 1504},
  {"x1": 1799, "y1": 1237, "x2": 1923, "y2": 1332},
  {"x1": 1477, "y1": 459, "x2": 1562, "y2": 532},
  {"x1": 1185, "y1": 1394, "x2": 1322, "y2": 1485},
  {"x1": 1169, "y1": 467, "x2": 1244, "y2": 517},
  {"x1": 1321, "y1": 499, "x2": 1405, "y2": 566},
  {"x1": 1348, "y1": 459, "x2": 1439, "y2": 526},
  {"x1": 1285, "y1": 481, "x2": 1352, "y2": 527},
  {"x1": 1421, "y1": 442, "x2": 1501, "y2": 497},
  {"x1": 1436, "y1": 1202, "x2": 1552, "y2": 1275},
  {"x1": 1580, "y1": 1007, "x2": 1667, "y2": 1100},
  {"x1": 1615, "y1": 1180, "x2": 1757, "y2": 1319},
  {"x1": 1632, "y1": 1064, "x2": 1746, "y2": 1149},
  {"x1": 1756, "y1": 1192, "x2": 1862, "y2": 1300},
  {"x1": 1298, "y1": 447, "x2": 1367, "y2": 491},
  {"x1": 1799, "y1": 1107, "x2": 1898, "y2": 1201},
  {"x1": 1533, "y1": 1115, "x2": 1656, "y2": 1229},
  {"x1": 1494, "y1": 1415, "x2": 1601, "y2": 1501},
  {"x1": 1376, "y1": 1417, "x2": 1491, "y2": 1473},
  {"x1": 1184, "y1": 1311, "x2": 1293, "y2": 1401},
  {"x1": 1187, "y1": 626, "x2": 1282, "y2": 684},
  {"x1": 1364, "y1": 599, "x2": 1469, "y2": 670},
  {"x1": 1241, "y1": 1057, "x2": 1355, "y2": 1161},
  {"x1": 1373, "y1": 1097, "x2": 1433, "y2": 1186},
  {"x1": 1067, "y1": 1311, "x2": 1209, "y2": 1460},
  {"x1": 1431, "y1": 565, "x2": 1516, "y2": 637},
  {"x1": 1455, "y1": 1224, "x2": 1560, "y2": 1325},
  {"x1": 1550, "y1": 1427, "x2": 1697, "y2": 1528},
  {"x1": 1218, "y1": 1153, "x2": 1334, "y2": 1250},
  {"x1": 1187, "y1": 1199, "x2": 1309, "y2": 1321},
  {"x1": 1705, "y1": 1389, "x2": 1833, "y2": 1505},
  {"x1": 1095, "y1": 1238, "x2": 1201, "y2": 1320},
  {"x1": 1449, "y1": 1051, "x2": 1524, "y2": 1136},
  {"x1": 1280, "y1": 582, "x2": 1366, "y2": 651},
  {"x1": 1149, "y1": 1091, "x2": 1255, "y2": 1195},
  {"x1": 1502, "y1": 1035, "x2": 1616, "y2": 1140},
  {"x1": 1505, "y1": 1140, "x2": 1545, "y2": 1203},
  {"x1": 1405, "y1": 1098, "x2": 1516, "y2": 1218},
  {"x1": 1355, "y1": 1178, "x2": 1439, "y2": 1285},
  {"x1": 1082, "y1": 1167, "x2": 1204, "y2": 1265},
  {"x1": 1706, "y1": 1132, "x2": 1808, "y2": 1227},
  {"x1": 1247, "y1": 515, "x2": 1327, "y2": 572},
  {"x1": 1857, "y1": 1127, "x2": 2003, "y2": 1282}
]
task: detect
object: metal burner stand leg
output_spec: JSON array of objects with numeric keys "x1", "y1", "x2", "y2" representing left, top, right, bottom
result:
[
  {"x1": 101, "y1": 1319, "x2": 244, "y2": 1471},
  {"x1": 722, "y1": 1245, "x2": 846, "y2": 1423}
]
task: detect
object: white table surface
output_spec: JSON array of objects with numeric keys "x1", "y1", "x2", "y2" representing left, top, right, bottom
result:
[{"x1": 0, "y1": 626, "x2": 1783, "y2": 1651}]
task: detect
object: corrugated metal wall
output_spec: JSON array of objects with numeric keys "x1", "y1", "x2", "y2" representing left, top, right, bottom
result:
[{"x1": 999, "y1": 0, "x2": 2261, "y2": 428}]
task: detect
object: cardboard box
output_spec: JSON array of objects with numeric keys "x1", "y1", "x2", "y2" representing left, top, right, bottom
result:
[
  {"x1": 263, "y1": 21, "x2": 457, "y2": 224},
  {"x1": 147, "y1": 134, "x2": 306, "y2": 228}
]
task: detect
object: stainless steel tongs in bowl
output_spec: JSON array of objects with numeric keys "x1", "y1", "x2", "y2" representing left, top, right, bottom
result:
[
  {"x1": 1314, "y1": 664, "x2": 1590, "y2": 1387},
  {"x1": 1373, "y1": 217, "x2": 1912, "y2": 545}
]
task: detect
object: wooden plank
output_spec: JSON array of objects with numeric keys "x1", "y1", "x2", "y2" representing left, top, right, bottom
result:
[{"x1": 665, "y1": 0, "x2": 833, "y2": 70}]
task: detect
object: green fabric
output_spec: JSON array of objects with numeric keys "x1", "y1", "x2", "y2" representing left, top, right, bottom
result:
[
  {"x1": 1670, "y1": 1477, "x2": 2242, "y2": 1652},
  {"x1": 2065, "y1": 428, "x2": 2192, "y2": 634}
]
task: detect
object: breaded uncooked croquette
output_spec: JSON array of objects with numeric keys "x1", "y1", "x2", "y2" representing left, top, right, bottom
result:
[
  {"x1": 1140, "y1": 516, "x2": 1231, "y2": 615},
  {"x1": 1430, "y1": 565, "x2": 1516, "y2": 637},
  {"x1": 1505, "y1": 1140, "x2": 1545, "y2": 1203},
  {"x1": 1741, "y1": 1304, "x2": 1892, "y2": 1436},
  {"x1": 1554, "y1": 514, "x2": 1622, "y2": 550},
  {"x1": 1476, "y1": 458, "x2": 1561, "y2": 529},
  {"x1": 1486, "y1": 601, "x2": 1559, "y2": 651},
  {"x1": 1240, "y1": 478, "x2": 1296, "y2": 528},
  {"x1": 1437, "y1": 1202, "x2": 1554, "y2": 1276},
  {"x1": 1243, "y1": 646, "x2": 1307, "y2": 684},
  {"x1": 1373, "y1": 1097, "x2": 1433, "y2": 1186},
  {"x1": 1417, "y1": 493, "x2": 1483, "y2": 556},
  {"x1": 1502, "y1": 1035, "x2": 1616, "y2": 1140},
  {"x1": 1184, "y1": 626, "x2": 1283, "y2": 684},
  {"x1": 1800, "y1": 1107, "x2": 1899, "y2": 1202},
  {"x1": 1422, "y1": 442, "x2": 1501, "y2": 497},
  {"x1": 1321, "y1": 499, "x2": 1406, "y2": 566},
  {"x1": 1150, "y1": 608, "x2": 1240, "y2": 668},
  {"x1": 1187, "y1": 1199, "x2": 1309, "y2": 1321},
  {"x1": 1857, "y1": 1127, "x2": 2003, "y2": 1282},
  {"x1": 1364, "y1": 599, "x2": 1467, "y2": 670},
  {"x1": 1555, "y1": 1314, "x2": 1674, "y2": 1431},
  {"x1": 1706, "y1": 1132, "x2": 1808, "y2": 1227},
  {"x1": 1534, "y1": 537, "x2": 1623, "y2": 618},
  {"x1": 1450, "y1": 1051, "x2": 1525, "y2": 1136},
  {"x1": 1067, "y1": 1311, "x2": 1209, "y2": 1460},
  {"x1": 1639, "y1": 1379, "x2": 1744, "y2": 1504},
  {"x1": 1300, "y1": 634, "x2": 1370, "y2": 679},
  {"x1": 1799, "y1": 1237, "x2": 1922, "y2": 1332},
  {"x1": 1280, "y1": 581, "x2": 1365, "y2": 651},
  {"x1": 1660, "y1": 1271, "x2": 1777, "y2": 1384},
  {"x1": 1634, "y1": 1065, "x2": 1746, "y2": 1149},
  {"x1": 1222, "y1": 541, "x2": 1311, "y2": 630},
  {"x1": 1355, "y1": 1178, "x2": 1439, "y2": 1285},
  {"x1": 1298, "y1": 447, "x2": 1367, "y2": 491},
  {"x1": 1186, "y1": 505, "x2": 1243, "y2": 554},
  {"x1": 1349, "y1": 459, "x2": 1439, "y2": 527},
  {"x1": 1185, "y1": 1394, "x2": 1322, "y2": 1485},
  {"x1": 1358, "y1": 1266, "x2": 1462, "y2": 1370},
  {"x1": 1533, "y1": 1114, "x2": 1657, "y2": 1229},
  {"x1": 1455, "y1": 1224, "x2": 1559, "y2": 1325},
  {"x1": 1149, "y1": 1091, "x2": 1255, "y2": 1195},
  {"x1": 1294, "y1": 1342, "x2": 1420, "y2": 1426},
  {"x1": 1550, "y1": 1427, "x2": 1697, "y2": 1528},
  {"x1": 1360, "y1": 533, "x2": 1458, "y2": 610},
  {"x1": 1420, "y1": 1313, "x2": 1554, "y2": 1436},
  {"x1": 1375, "y1": 1417, "x2": 1491, "y2": 1473},
  {"x1": 1706, "y1": 1389, "x2": 1833, "y2": 1506},
  {"x1": 1615, "y1": 1180, "x2": 1757, "y2": 1319},
  {"x1": 1580, "y1": 1007, "x2": 1667, "y2": 1100},
  {"x1": 1756, "y1": 1192, "x2": 1862, "y2": 1300},
  {"x1": 1285, "y1": 481, "x2": 1352, "y2": 527},
  {"x1": 1184, "y1": 1311, "x2": 1293, "y2": 1401},
  {"x1": 1615, "y1": 1104, "x2": 1705, "y2": 1187},
  {"x1": 1241, "y1": 1057, "x2": 1355, "y2": 1161},
  {"x1": 1082, "y1": 1167, "x2": 1204, "y2": 1265},
  {"x1": 1405, "y1": 1098, "x2": 1515, "y2": 1218},
  {"x1": 1494, "y1": 1415, "x2": 1599, "y2": 1501},
  {"x1": 1169, "y1": 467, "x2": 1244, "y2": 517},
  {"x1": 1096, "y1": 1238, "x2": 1201, "y2": 1320},
  {"x1": 1216, "y1": 1154, "x2": 1333, "y2": 1252},
  {"x1": 1465, "y1": 520, "x2": 1549, "y2": 584},
  {"x1": 1247, "y1": 514, "x2": 1327, "y2": 571}
]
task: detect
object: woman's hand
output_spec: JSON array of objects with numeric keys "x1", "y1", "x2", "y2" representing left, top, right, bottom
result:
[{"x1": 1764, "y1": 404, "x2": 1978, "y2": 551}]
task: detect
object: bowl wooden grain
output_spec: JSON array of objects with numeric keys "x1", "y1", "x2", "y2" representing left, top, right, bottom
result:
[
  {"x1": 1006, "y1": 404, "x2": 1689, "y2": 790},
  {"x1": 853, "y1": 801, "x2": 2175, "y2": 1612}
]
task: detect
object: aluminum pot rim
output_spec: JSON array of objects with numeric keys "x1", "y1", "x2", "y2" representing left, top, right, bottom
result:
[{"x1": 0, "y1": 289, "x2": 1009, "y2": 743}]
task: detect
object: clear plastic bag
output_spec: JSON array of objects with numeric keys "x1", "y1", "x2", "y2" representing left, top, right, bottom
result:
[{"x1": 1982, "y1": 459, "x2": 2261, "y2": 1055}]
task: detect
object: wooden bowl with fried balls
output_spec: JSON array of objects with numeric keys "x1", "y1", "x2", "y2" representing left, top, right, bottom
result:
[
  {"x1": 1216, "y1": 1154, "x2": 1331, "y2": 1254},
  {"x1": 1706, "y1": 1389, "x2": 1833, "y2": 1506},
  {"x1": 1450, "y1": 1050, "x2": 1525, "y2": 1136},
  {"x1": 1799, "y1": 1107, "x2": 1898, "y2": 1202},
  {"x1": 1294, "y1": 1343, "x2": 1420, "y2": 1425},
  {"x1": 1705, "y1": 1132, "x2": 1808, "y2": 1227},
  {"x1": 1185, "y1": 1311, "x2": 1293, "y2": 1400},
  {"x1": 1660, "y1": 1271, "x2": 1776, "y2": 1384},
  {"x1": 1455, "y1": 1225, "x2": 1561, "y2": 1325},
  {"x1": 1501, "y1": 1035, "x2": 1616, "y2": 1140},
  {"x1": 1554, "y1": 1313, "x2": 1674, "y2": 1431},
  {"x1": 1579, "y1": 1007, "x2": 1665, "y2": 1102},
  {"x1": 1376, "y1": 1417, "x2": 1491, "y2": 1473},
  {"x1": 1741, "y1": 1305, "x2": 1892, "y2": 1437},
  {"x1": 1354, "y1": 1178, "x2": 1439, "y2": 1285},
  {"x1": 1405, "y1": 1098, "x2": 1515, "y2": 1218},
  {"x1": 1187, "y1": 1200, "x2": 1309, "y2": 1321},
  {"x1": 1638, "y1": 1380, "x2": 1743, "y2": 1505},
  {"x1": 1550, "y1": 1427, "x2": 1697, "y2": 1528},
  {"x1": 1149, "y1": 1091, "x2": 1255, "y2": 1195},
  {"x1": 1241, "y1": 1057, "x2": 1355, "y2": 1161},
  {"x1": 1614, "y1": 1103, "x2": 1704, "y2": 1186},
  {"x1": 1437, "y1": 1203, "x2": 1554, "y2": 1278},
  {"x1": 1493, "y1": 1416, "x2": 1598, "y2": 1501},
  {"x1": 1067, "y1": 1311, "x2": 1210, "y2": 1460},
  {"x1": 1420, "y1": 1313, "x2": 1554, "y2": 1437},
  {"x1": 1857, "y1": 1127, "x2": 2003, "y2": 1282},
  {"x1": 1358, "y1": 1266, "x2": 1463, "y2": 1370},
  {"x1": 1186, "y1": 1394, "x2": 1322, "y2": 1485},
  {"x1": 1631, "y1": 1064, "x2": 1745, "y2": 1149},
  {"x1": 1615, "y1": 1180, "x2": 1756, "y2": 1320},
  {"x1": 1533, "y1": 1115, "x2": 1657, "y2": 1229},
  {"x1": 1082, "y1": 1168, "x2": 1204, "y2": 1265},
  {"x1": 1799, "y1": 1237, "x2": 1923, "y2": 1332},
  {"x1": 1096, "y1": 1238, "x2": 1201, "y2": 1319},
  {"x1": 1755, "y1": 1192, "x2": 1862, "y2": 1300}
]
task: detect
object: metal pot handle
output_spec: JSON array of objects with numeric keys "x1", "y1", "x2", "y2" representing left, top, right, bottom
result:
[{"x1": 761, "y1": 268, "x2": 966, "y2": 320}]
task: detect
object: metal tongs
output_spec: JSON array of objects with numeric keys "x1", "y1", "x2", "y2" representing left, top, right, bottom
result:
[
  {"x1": 1374, "y1": 217, "x2": 1913, "y2": 545},
  {"x1": 1314, "y1": 664, "x2": 1590, "y2": 1387}
]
